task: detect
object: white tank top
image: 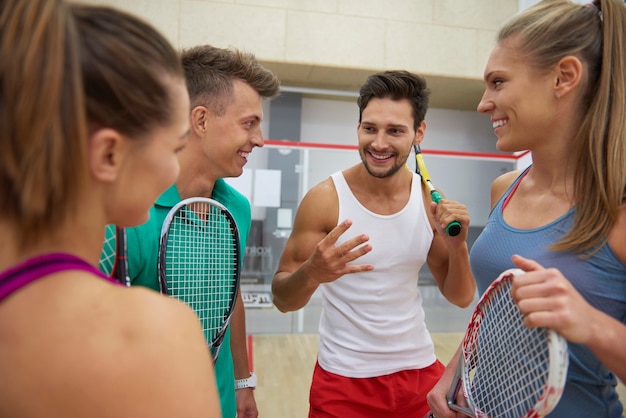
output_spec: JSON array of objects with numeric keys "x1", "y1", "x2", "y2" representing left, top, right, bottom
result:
[{"x1": 317, "y1": 171, "x2": 436, "y2": 378}]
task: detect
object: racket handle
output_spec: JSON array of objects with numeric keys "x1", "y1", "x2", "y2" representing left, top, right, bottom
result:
[
  {"x1": 447, "y1": 357, "x2": 475, "y2": 417},
  {"x1": 430, "y1": 189, "x2": 443, "y2": 204},
  {"x1": 430, "y1": 190, "x2": 462, "y2": 237}
]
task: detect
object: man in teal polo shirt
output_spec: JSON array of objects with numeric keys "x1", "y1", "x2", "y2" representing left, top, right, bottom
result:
[
  {"x1": 124, "y1": 179, "x2": 253, "y2": 417},
  {"x1": 109, "y1": 45, "x2": 280, "y2": 417}
]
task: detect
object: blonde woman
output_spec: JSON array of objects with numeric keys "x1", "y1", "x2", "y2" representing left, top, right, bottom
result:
[{"x1": 427, "y1": 1, "x2": 626, "y2": 417}]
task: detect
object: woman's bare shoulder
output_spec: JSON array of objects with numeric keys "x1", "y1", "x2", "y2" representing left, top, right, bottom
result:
[
  {"x1": 490, "y1": 170, "x2": 523, "y2": 208},
  {"x1": 0, "y1": 279, "x2": 220, "y2": 417},
  {"x1": 79, "y1": 285, "x2": 221, "y2": 416}
]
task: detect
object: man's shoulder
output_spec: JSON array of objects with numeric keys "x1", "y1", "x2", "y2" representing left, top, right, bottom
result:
[
  {"x1": 214, "y1": 178, "x2": 249, "y2": 206},
  {"x1": 213, "y1": 179, "x2": 251, "y2": 224}
]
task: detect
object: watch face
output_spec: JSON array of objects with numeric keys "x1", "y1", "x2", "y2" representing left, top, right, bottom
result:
[{"x1": 248, "y1": 373, "x2": 257, "y2": 388}]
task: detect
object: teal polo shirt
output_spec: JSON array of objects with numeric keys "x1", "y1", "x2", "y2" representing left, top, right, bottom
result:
[{"x1": 105, "y1": 179, "x2": 251, "y2": 418}]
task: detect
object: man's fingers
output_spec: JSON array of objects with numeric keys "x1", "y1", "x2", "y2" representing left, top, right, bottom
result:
[{"x1": 324, "y1": 219, "x2": 353, "y2": 245}]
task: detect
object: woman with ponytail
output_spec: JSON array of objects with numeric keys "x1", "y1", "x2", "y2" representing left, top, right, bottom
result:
[
  {"x1": 427, "y1": 1, "x2": 626, "y2": 417},
  {"x1": 0, "y1": 1, "x2": 220, "y2": 416}
]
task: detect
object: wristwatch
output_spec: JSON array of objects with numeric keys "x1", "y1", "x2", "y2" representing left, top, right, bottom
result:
[{"x1": 235, "y1": 372, "x2": 257, "y2": 390}]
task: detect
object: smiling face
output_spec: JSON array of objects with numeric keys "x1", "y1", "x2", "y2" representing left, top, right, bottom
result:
[
  {"x1": 202, "y1": 79, "x2": 265, "y2": 179},
  {"x1": 357, "y1": 97, "x2": 424, "y2": 178},
  {"x1": 477, "y1": 36, "x2": 557, "y2": 153}
]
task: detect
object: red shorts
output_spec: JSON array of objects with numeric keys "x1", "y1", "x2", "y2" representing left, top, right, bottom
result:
[{"x1": 309, "y1": 359, "x2": 445, "y2": 418}]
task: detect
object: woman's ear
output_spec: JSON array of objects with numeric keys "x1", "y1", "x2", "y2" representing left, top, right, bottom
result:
[
  {"x1": 89, "y1": 128, "x2": 127, "y2": 182},
  {"x1": 554, "y1": 55, "x2": 583, "y2": 99}
]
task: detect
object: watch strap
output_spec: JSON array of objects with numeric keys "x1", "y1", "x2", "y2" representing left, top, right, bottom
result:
[{"x1": 235, "y1": 372, "x2": 256, "y2": 390}]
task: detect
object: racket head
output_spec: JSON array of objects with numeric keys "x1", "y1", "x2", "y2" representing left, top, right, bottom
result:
[
  {"x1": 99, "y1": 224, "x2": 117, "y2": 276},
  {"x1": 114, "y1": 226, "x2": 130, "y2": 287},
  {"x1": 98, "y1": 224, "x2": 130, "y2": 286},
  {"x1": 158, "y1": 197, "x2": 240, "y2": 361},
  {"x1": 449, "y1": 268, "x2": 568, "y2": 418}
]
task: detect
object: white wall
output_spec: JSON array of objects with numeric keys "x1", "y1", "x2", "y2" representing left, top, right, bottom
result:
[{"x1": 80, "y1": 0, "x2": 518, "y2": 83}]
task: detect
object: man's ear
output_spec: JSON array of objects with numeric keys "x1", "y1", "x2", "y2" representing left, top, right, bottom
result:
[
  {"x1": 554, "y1": 55, "x2": 583, "y2": 99},
  {"x1": 89, "y1": 128, "x2": 126, "y2": 182},
  {"x1": 191, "y1": 105, "x2": 209, "y2": 137},
  {"x1": 413, "y1": 120, "x2": 427, "y2": 146}
]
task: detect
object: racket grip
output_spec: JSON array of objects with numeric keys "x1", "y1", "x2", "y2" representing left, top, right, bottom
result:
[
  {"x1": 430, "y1": 190, "x2": 462, "y2": 237},
  {"x1": 430, "y1": 189, "x2": 443, "y2": 204}
]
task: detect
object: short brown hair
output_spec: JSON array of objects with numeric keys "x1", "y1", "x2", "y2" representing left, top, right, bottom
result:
[
  {"x1": 357, "y1": 70, "x2": 430, "y2": 131},
  {"x1": 181, "y1": 44, "x2": 280, "y2": 115}
]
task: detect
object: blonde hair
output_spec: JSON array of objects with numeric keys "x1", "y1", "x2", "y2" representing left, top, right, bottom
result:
[{"x1": 499, "y1": 0, "x2": 626, "y2": 254}]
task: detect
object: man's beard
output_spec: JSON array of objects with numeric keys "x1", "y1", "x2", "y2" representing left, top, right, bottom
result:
[{"x1": 360, "y1": 149, "x2": 408, "y2": 179}]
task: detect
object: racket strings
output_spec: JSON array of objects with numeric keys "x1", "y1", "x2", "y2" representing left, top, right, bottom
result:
[
  {"x1": 99, "y1": 224, "x2": 117, "y2": 275},
  {"x1": 165, "y1": 205, "x2": 238, "y2": 346},
  {"x1": 465, "y1": 279, "x2": 550, "y2": 417}
]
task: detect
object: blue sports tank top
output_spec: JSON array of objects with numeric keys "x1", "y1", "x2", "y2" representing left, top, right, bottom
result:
[
  {"x1": 470, "y1": 167, "x2": 626, "y2": 417},
  {"x1": 0, "y1": 253, "x2": 120, "y2": 302}
]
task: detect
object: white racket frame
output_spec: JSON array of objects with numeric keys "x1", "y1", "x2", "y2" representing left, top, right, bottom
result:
[
  {"x1": 158, "y1": 197, "x2": 240, "y2": 362},
  {"x1": 448, "y1": 268, "x2": 569, "y2": 418}
]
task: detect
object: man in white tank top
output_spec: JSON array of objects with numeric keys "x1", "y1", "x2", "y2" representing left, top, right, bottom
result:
[{"x1": 272, "y1": 71, "x2": 476, "y2": 418}]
